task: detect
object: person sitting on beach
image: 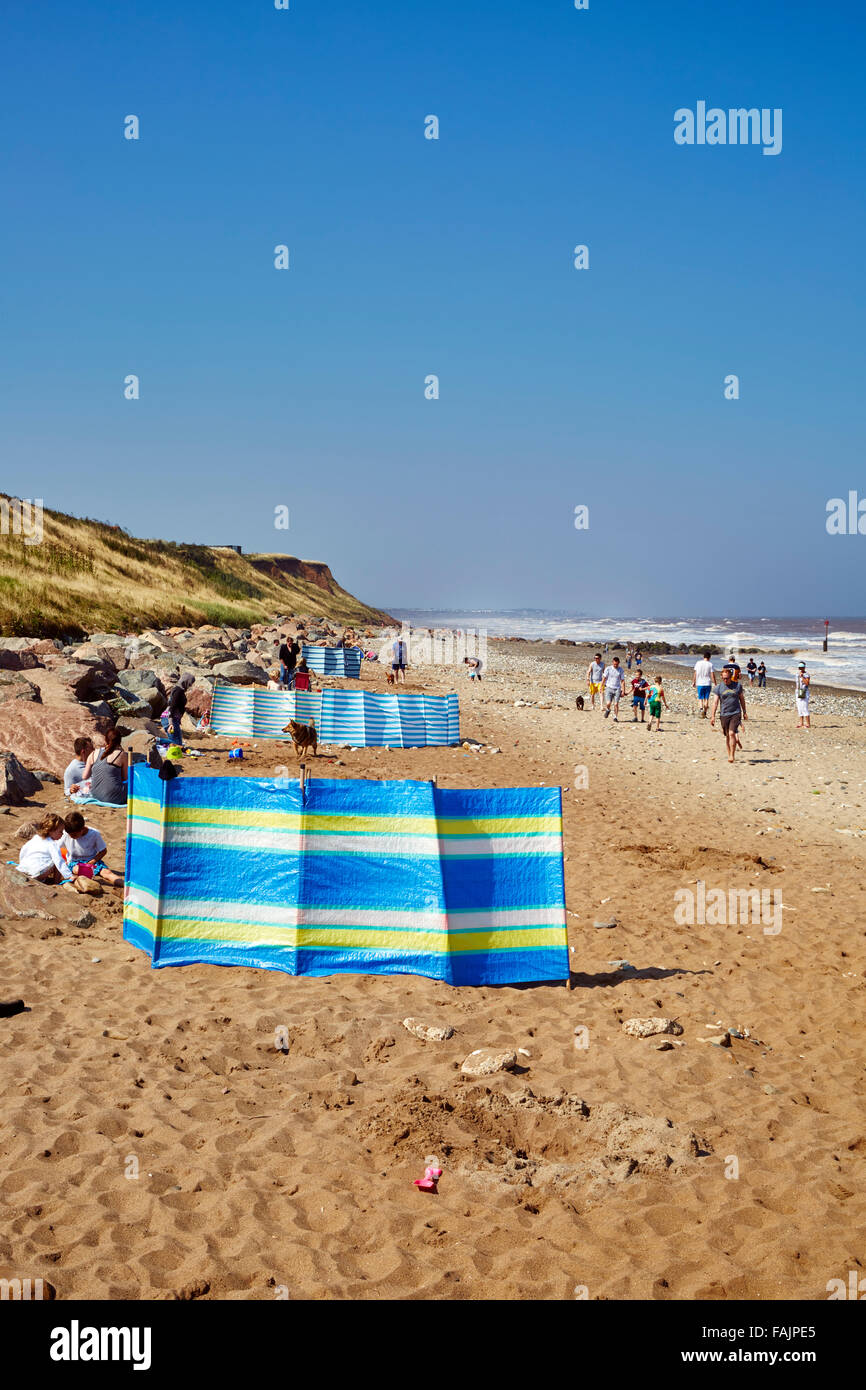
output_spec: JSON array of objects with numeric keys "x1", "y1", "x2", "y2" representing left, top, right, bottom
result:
[
  {"x1": 586, "y1": 654, "x2": 605, "y2": 710},
  {"x1": 17, "y1": 813, "x2": 75, "y2": 884},
  {"x1": 292, "y1": 660, "x2": 312, "y2": 692},
  {"x1": 62, "y1": 811, "x2": 123, "y2": 886},
  {"x1": 757, "y1": 661, "x2": 767, "y2": 687},
  {"x1": 692, "y1": 650, "x2": 716, "y2": 720},
  {"x1": 79, "y1": 733, "x2": 106, "y2": 788},
  {"x1": 602, "y1": 656, "x2": 626, "y2": 721},
  {"x1": 64, "y1": 735, "x2": 95, "y2": 796},
  {"x1": 646, "y1": 675, "x2": 668, "y2": 732},
  {"x1": 464, "y1": 655, "x2": 483, "y2": 681},
  {"x1": 630, "y1": 672, "x2": 649, "y2": 723},
  {"x1": 710, "y1": 666, "x2": 747, "y2": 763},
  {"x1": 89, "y1": 727, "x2": 128, "y2": 805},
  {"x1": 266, "y1": 667, "x2": 283, "y2": 690}
]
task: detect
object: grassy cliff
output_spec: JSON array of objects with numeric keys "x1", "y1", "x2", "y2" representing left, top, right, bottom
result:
[{"x1": 0, "y1": 499, "x2": 392, "y2": 638}]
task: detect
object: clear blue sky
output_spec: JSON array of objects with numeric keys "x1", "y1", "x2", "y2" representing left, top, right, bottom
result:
[{"x1": 2, "y1": 0, "x2": 864, "y2": 615}]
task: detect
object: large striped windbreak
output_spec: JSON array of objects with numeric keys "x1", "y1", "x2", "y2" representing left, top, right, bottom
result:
[
  {"x1": 123, "y1": 764, "x2": 568, "y2": 985},
  {"x1": 209, "y1": 681, "x2": 460, "y2": 747},
  {"x1": 301, "y1": 646, "x2": 362, "y2": 678}
]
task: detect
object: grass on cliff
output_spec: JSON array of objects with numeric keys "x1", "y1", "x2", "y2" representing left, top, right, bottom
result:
[{"x1": 0, "y1": 500, "x2": 391, "y2": 639}]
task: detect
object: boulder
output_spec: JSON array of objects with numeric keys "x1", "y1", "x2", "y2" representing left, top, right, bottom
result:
[
  {"x1": 52, "y1": 662, "x2": 115, "y2": 700},
  {"x1": 0, "y1": 672, "x2": 41, "y2": 705},
  {"x1": 0, "y1": 647, "x2": 40, "y2": 672},
  {"x1": 109, "y1": 689, "x2": 155, "y2": 718},
  {"x1": 114, "y1": 716, "x2": 164, "y2": 738},
  {"x1": 0, "y1": 705, "x2": 109, "y2": 776},
  {"x1": 0, "y1": 752, "x2": 42, "y2": 805},
  {"x1": 80, "y1": 700, "x2": 115, "y2": 720},
  {"x1": 212, "y1": 660, "x2": 269, "y2": 685},
  {"x1": 118, "y1": 668, "x2": 165, "y2": 695},
  {"x1": 0, "y1": 862, "x2": 108, "y2": 926},
  {"x1": 184, "y1": 683, "x2": 214, "y2": 719}
]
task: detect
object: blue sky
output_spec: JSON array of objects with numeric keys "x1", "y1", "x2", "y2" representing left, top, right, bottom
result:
[{"x1": 2, "y1": 0, "x2": 865, "y2": 615}]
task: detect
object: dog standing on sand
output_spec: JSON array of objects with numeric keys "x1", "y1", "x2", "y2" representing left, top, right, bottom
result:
[{"x1": 283, "y1": 718, "x2": 317, "y2": 758}]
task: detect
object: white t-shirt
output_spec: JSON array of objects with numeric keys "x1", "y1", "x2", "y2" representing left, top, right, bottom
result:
[
  {"x1": 64, "y1": 758, "x2": 87, "y2": 793},
  {"x1": 603, "y1": 665, "x2": 624, "y2": 691},
  {"x1": 694, "y1": 659, "x2": 714, "y2": 686},
  {"x1": 18, "y1": 834, "x2": 73, "y2": 880},
  {"x1": 63, "y1": 826, "x2": 107, "y2": 864}
]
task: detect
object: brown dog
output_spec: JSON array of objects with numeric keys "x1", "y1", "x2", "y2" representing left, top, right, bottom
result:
[
  {"x1": 283, "y1": 718, "x2": 317, "y2": 758},
  {"x1": 386, "y1": 670, "x2": 396, "y2": 684},
  {"x1": 575, "y1": 695, "x2": 584, "y2": 711}
]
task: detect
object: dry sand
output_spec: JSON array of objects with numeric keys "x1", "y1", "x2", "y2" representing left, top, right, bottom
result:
[{"x1": 1, "y1": 643, "x2": 864, "y2": 1300}]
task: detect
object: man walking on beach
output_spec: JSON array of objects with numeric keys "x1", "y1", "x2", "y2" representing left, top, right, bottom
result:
[
  {"x1": 602, "y1": 656, "x2": 626, "y2": 721},
  {"x1": 692, "y1": 649, "x2": 716, "y2": 719},
  {"x1": 710, "y1": 665, "x2": 747, "y2": 764},
  {"x1": 796, "y1": 662, "x2": 811, "y2": 729},
  {"x1": 587, "y1": 653, "x2": 605, "y2": 710}
]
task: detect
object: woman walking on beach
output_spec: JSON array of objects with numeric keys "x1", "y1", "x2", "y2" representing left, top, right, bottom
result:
[
  {"x1": 710, "y1": 666, "x2": 747, "y2": 763},
  {"x1": 796, "y1": 662, "x2": 811, "y2": 729}
]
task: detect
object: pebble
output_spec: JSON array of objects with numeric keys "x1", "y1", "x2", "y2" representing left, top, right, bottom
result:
[
  {"x1": 622, "y1": 1017, "x2": 683, "y2": 1038},
  {"x1": 403, "y1": 1017, "x2": 454, "y2": 1043},
  {"x1": 763, "y1": 1083, "x2": 782, "y2": 1095},
  {"x1": 594, "y1": 918, "x2": 617, "y2": 930},
  {"x1": 460, "y1": 1048, "x2": 517, "y2": 1077},
  {"x1": 91, "y1": 957, "x2": 101, "y2": 963}
]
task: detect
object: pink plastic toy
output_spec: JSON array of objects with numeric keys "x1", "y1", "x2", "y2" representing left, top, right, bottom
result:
[{"x1": 413, "y1": 1164, "x2": 443, "y2": 1193}]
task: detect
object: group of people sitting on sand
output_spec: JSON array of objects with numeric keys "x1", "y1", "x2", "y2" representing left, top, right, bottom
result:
[{"x1": 17, "y1": 809, "x2": 124, "y2": 887}]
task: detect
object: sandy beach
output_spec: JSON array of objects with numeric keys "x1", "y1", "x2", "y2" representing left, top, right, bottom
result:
[{"x1": 1, "y1": 639, "x2": 864, "y2": 1301}]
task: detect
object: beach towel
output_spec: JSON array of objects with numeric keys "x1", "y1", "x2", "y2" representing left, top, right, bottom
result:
[{"x1": 70, "y1": 791, "x2": 127, "y2": 808}]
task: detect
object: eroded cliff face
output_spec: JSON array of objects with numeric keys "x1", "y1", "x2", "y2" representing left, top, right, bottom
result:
[{"x1": 250, "y1": 556, "x2": 335, "y2": 592}]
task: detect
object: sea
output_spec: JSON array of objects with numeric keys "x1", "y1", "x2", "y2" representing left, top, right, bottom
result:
[{"x1": 390, "y1": 611, "x2": 866, "y2": 693}]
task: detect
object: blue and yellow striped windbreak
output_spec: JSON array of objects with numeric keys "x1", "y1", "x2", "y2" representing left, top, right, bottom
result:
[
  {"x1": 301, "y1": 646, "x2": 362, "y2": 677},
  {"x1": 123, "y1": 764, "x2": 568, "y2": 985},
  {"x1": 209, "y1": 681, "x2": 460, "y2": 747}
]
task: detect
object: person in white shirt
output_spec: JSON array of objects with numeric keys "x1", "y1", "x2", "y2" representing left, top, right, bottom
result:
[
  {"x1": 691, "y1": 650, "x2": 717, "y2": 719},
  {"x1": 63, "y1": 735, "x2": 95, "y2": 795},
  {"x1": 463, "y1": 656, "x2": 484, "y2": 681},
  {"x1": 17, "y1": 813, "x2": 74, "y2": 883},
  {"x1": 62, "y1": 812, "x2": 123, "y2": 885},
  {"x1": 602, "y1": 657, "x2": 626, "y2": 721}
]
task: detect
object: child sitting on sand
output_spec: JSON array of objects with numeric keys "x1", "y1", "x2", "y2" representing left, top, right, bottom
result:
[
  {"x1": 62, "y1": 811, "x2": 124, "y2": 886},
  {"x1": 17, "y1": 813, "x2": 75, "y2": 884},
  {"x1": 647, "y1": 676, "x2": 668, "y2": 732},
  {"x1": 64, "y1": 735, "x2": 94, "y2": 796}
]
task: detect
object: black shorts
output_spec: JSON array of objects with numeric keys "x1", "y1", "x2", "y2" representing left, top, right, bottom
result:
[
  {"x1": 392, "y1": 662, "x2": 406, "y2": 671},
  {"x1": 720, "y1": 713, "x2": 741, "y2": 734}
]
